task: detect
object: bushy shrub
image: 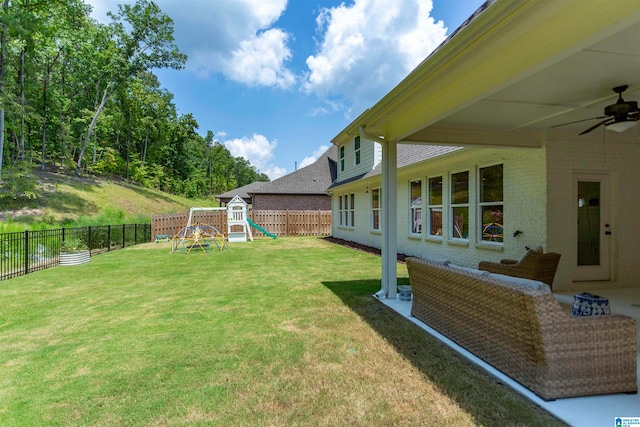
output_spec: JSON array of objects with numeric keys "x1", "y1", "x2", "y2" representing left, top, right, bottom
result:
[
  {"x1": 0, "y1": 163, "x2": 39, "y2": 209},
  {"x1": 60, "y1": 238, "x2": 88, "y2": 253}
]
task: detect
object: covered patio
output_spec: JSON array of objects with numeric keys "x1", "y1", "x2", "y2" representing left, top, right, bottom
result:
[
  {"x1": 331, "y1": 0, "x2": 640, "y2": 422},
  {"x1": 381, "y1": 288, "x2": 640, "y2": 426},
  {"x1": 332, "y1": 0, "x2": 640, "y2": 298}
]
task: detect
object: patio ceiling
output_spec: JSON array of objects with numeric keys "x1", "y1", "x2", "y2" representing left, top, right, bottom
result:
[{"x1": 333, "y1": 0, "x2": 640, "y2": 148}]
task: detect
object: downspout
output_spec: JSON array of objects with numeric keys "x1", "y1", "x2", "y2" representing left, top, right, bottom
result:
[{"x1": 359, "y1": 126, "x2": 398, "y2": 299}]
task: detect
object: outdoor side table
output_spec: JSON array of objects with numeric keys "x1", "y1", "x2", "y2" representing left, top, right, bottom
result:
[
  {"x1": 572, "y1": 292, "x2": 610, "y2": 316},
  {"x1": 398, "y1": 285, "x2": 412, "y2": 301}
]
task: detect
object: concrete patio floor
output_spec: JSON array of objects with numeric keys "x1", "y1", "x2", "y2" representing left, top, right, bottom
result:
[{"x1": 379, "y1": 288, "x2": 640, "y2": 427}]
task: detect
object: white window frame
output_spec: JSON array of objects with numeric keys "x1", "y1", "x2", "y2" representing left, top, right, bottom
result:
[
  {"x1": 349, "y1": 193, "x2": 355, "y2": 227},
  {"x1": 478, "y1": 163, "x2": 504, "y2": 244},
  {"x1": 343, "y1": 193, "x2": 349, "y2": 226},
  {"x1": 339, "y1": 146, "x2": 345, "y2": 172},
  {"x1": 338, "y1": 195, "x2": 344, "y2": 226},
  {"x1": 450, "y1": 170, "x2": 469, "y2": 240},
  {"x1": 409, "y1": 180, "x2": 422, "y2": 235},
  {"x1": 371, "y1": 187, "x2": 380, "y2": 231},
  {"x1": 427, "y1": 176, "x2": 443, "y2": 237},
  {"x1": 354, "y1": 136, "x2": 361, "y2": 166}
]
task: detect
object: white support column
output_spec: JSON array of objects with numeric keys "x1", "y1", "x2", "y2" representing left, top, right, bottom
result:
[{"x1": 379, "y1": 139, "x2": 397, "y2": 299}]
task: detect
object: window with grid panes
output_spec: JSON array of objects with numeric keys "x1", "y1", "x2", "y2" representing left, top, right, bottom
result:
[
  {"x1": 410, "y1": 180, "x2": 422, "y2": 234},
  {"x1": 428, "y1": 176, "x2": 443, "y2": 236},
  {"x1": 450, "y1": 171, "x2": 469, "y2": 239},
  {"x1": 371, "y1": 188, "x2": 380, "y2": 231},
  {"x1": 479, "y1": 164, "x2": 504, "y2": 242}
]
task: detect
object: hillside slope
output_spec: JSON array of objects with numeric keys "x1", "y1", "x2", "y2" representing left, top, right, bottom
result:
[{"x1": 2, "y1": 171, "x2": 219, "y2": 224}]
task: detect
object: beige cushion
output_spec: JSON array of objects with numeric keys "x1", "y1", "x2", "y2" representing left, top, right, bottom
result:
[
  {"x1": 422, "y1": 255, "x2": 452, "y2": 266},
  {"x1": 488, "y1": 273, "x2": 551, "y2": 293},
  {"x1": 448, "y1": 263, "x2": 490, "y2": 276}
]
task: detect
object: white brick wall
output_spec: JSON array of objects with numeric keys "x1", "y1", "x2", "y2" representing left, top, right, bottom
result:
[
  {"x1": 333, "y1": 147, "x2": 546, "y2": 267},
  {"x1": 546, "y1": 136, "x2": 640, "y2": 290}
]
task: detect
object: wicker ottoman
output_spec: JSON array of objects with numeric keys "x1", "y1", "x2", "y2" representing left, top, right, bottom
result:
[{"x1": 572, "y1": 292, "x2": 610, "y2": 316}]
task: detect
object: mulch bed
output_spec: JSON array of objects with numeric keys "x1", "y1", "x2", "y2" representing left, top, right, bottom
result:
[{"x1": 322, "y1": 236, "x2": 408, "y2": 263}]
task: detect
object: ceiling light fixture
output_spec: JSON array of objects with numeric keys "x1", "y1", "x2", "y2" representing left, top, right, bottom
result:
[{"x1": 606, "y1": 121, "x2": 637, "y2": 133}]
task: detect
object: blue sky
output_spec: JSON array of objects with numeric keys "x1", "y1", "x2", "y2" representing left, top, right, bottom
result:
[{"x1": 87, "y1": 0, "x2": 485, "y2": 180}]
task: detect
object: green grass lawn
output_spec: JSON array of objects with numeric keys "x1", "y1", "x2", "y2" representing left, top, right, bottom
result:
[{"x1": 0, "y1": 237, "x2": 565, "y2": 426}]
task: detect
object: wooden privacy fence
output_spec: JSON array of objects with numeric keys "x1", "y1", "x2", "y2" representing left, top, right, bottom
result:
[{"x1": 151, "y1": 210, "x2": 332, "y2": 238}]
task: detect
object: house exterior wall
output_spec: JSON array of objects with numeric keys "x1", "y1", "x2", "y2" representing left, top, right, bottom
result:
[
  {"x1": 332, "y1": 147, "x2": 547, "y2": 274},
  {"x1": 253, "y1": 194, "x2": 331, "y2": 210},
  {"x1": 337, "y1": 138, "x2": 380, "y2": 181},
  {"x1": 332, "y1": 134, "x2": 640, "y2": 292},
  {"x1": 546, "y1": 135, "x2": 640, "y2": 290}
]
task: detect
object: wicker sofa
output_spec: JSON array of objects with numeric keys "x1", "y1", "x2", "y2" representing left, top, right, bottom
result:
[{"x1": 406, "y1": 256, "x2": 637, "y2": 400}]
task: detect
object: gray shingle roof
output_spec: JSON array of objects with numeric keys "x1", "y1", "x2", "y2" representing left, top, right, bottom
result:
[
  {"x1": 250, "y1": 146, "x2": 337, "y2": 195},
  {"x1": 216, "y1": 181, "x2": 267, "y2": 201},
  {"x1": 215, "y1": 146, "x2": 338, "y2": 200}
]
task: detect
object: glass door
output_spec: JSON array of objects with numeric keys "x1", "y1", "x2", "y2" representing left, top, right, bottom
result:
[{"x1": 574, "y1": 174, "x2": 611, "y2": 281}]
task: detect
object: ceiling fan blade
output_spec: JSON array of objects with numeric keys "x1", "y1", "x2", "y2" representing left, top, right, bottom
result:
[
  {"x1": 579, "y1": 118, "x2": 613, "y2": 135},
  {"x1": 629, "y1": 111, "x2": 640, "y2": 120},
  {"x1": 551, "y1": 116, "x2": 607, "y2": 128}
]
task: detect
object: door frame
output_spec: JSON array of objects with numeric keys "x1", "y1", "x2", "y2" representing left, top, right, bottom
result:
[{"x1": 572, "y1": 172, "x2": 612, "y2": 282}]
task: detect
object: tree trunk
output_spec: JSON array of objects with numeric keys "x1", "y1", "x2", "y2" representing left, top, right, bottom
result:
[
  {"x1": 126, "y1": 126, "x2": 131, "y2": 182},
  {"x1": 18, "y1": 47, "x2": 25, "y2": 161},
  {"x1": 142, "y1": 125, "x2": 148, "y2": 164},
  {"x1": 41, "y1": 73, "x2": 49, "y2": 171},
  {"x1": 92, "y1": 129, "x2": 97, "y2": 164},
  {"x1": 0, "y1": 0, "x2": 7, "y2": 181},
  {"x1": 75, "y1": 85, "x2": 110, "y2": 175},
  {"x1": 40, "y1": 51, "x2": 60, "y2": 171}
]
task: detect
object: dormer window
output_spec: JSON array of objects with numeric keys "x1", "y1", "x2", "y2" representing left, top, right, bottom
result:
[
  {"x1": 354, "y1": 136, "x2": 361, "y2": 165},
  {"x1": 339, "y1": 146, "x2": 345, "y2": 171}
]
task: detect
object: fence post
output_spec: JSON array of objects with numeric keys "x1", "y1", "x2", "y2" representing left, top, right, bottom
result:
[
  {"x1": 24, "y1": 230, "x2": 30, "y2": 275},
  {"x1": 122, "y1": 224, "x2": 126, "y2": 248},
  {"x1": 134, "y1": 224, "x2": 138, "y2": 244},
  {"x1": 88, "y1": 226, "x2": 92, "y2": 255},
  {"x1": 107, "y1": 225, "x2": 111, "y2": 251}
]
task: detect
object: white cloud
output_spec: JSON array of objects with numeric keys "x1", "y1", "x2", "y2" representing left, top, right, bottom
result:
[
  {"x1": 85, "y1": 0, "x2": 293, "y2": 87},
  {"x1": 160, "y1": 0, "x2": 292, "y2": 86},
  {"x1": 86, "y1": 0, "x2": 448, "y2": 106},
  {"x1": 302, "y1": 0, "x2": 447, "y2": 115},
  {"x1": 223, "y1": 133, "x2": 285, "y2": 179},
  {"x1": 299, "y1": 145, "x2": 330, "y2": 169},
  {"x1": 263, "y1": 165, "x2": 288, "y2": 180},
  {"x1": 224, "y1": 28, "x2": 296, "y2": 88}
]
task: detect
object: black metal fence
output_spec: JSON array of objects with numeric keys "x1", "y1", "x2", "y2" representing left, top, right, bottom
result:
[{"x1": 0, "y1": 224, "x2": 151, "y2": 281}]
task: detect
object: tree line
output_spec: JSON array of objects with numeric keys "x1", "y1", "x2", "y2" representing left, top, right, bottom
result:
[{"x1": 0, "y1": 0, "x2": 269, "y2": 205}]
